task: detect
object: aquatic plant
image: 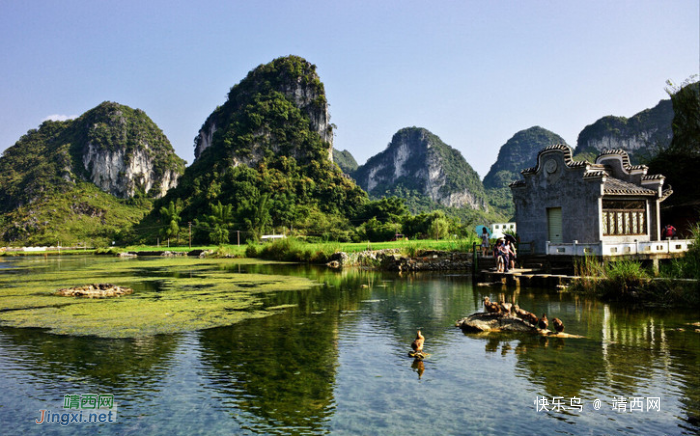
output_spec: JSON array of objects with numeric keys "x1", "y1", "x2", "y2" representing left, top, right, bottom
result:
[
  {"x1": 0, "y1": 257, "x2": 315, "y2": 338},
  {"x1": 604, "y1": 259, "x2": 650, "y2": 298}
]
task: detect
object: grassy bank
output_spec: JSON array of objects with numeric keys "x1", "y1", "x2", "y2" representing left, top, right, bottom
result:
[
  {"x1": 2, "y1": 237, "x2": 480, "y2": 260},
  {"x1": 572, "y1": 226, "x2": 700, "y2": 308},
  {"x1": 244, "y1": 237, "x2": 480, "y2": 263}
]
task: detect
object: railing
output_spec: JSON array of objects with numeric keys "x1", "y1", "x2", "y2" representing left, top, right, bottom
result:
[{"x1": 545, "y1": 239, "x2": 693, "y2": 256}]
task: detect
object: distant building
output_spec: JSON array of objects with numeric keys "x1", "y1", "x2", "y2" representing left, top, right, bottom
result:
[
  {"x1": 510, "y1": 145, "x2": 672, "y2": 255},
  {"x1": 490, "y1": 222, "x2": 516, "y2": 240},
  {"x1": 261, "y1": 234, "x2": 286, "y2": 242}
]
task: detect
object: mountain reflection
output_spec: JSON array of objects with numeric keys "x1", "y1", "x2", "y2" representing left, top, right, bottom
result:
[
  {"x1": 0, "y1": 327, "x2": 180, "y2": 390},
  {"x1": 0, "y1": 258, "x2": 697, "y2": 435},
  {"x1": 196, "y1": 274, "x2": 371, "y2": 434}
]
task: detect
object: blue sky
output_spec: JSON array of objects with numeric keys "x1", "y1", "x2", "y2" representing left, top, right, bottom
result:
[{"x1": 0, "y1": 0, "x2": 697, "y2": 178}]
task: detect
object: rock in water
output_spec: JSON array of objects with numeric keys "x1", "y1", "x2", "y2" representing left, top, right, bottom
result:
[
  {"x1": 56, "y1": 284, "x2": 133, "y2": 298},
  {"x1": 456, "y1": 312, "x2": 537, "y2": 333}
]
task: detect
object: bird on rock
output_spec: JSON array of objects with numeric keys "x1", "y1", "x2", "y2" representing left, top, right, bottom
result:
[
  {"x1": 483, "y1": 297, "x2": 502, "y2": 315},
  {"x1": 538, "y1": 314, "x2": 549, "y2": 330},
  {"x1": 552, "y1": 318, "x2": 564, "y2": 333}
]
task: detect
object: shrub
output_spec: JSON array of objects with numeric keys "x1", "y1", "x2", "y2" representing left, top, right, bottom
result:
[
  {"x1": 256, "y1": 237, "x2": 339, "y2": 263},
  {"x1": 604, "y1": 260, "x2": 650, "y2": 299},
  {"x1": 214, "y1": 245, "x2": 237, "y2": 258},
  {"x1": 668, "y1": 224, "x2": 700, "y2": 279},
  {"x1": 244, "y1": 242, "x2": 258, "y2": 258},
  {"x1": 94, "y1": 247, "x2": 121, "y2": 256},
  {"x1": 401, "y1": 242, "x2": 423, "y2": 257}
]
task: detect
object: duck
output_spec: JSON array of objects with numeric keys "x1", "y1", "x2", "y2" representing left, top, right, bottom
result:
[
  {"x1": 524, "y1": 312, "x2": 539, "y2": 327},
  {"x1": 514, "y1": 304, "x2": 538, "y2": 326},
  {"x1": 552, "y1": 317, "x2": 564, "y2": 333},
  {"x1": 513, "y1": 304, "x2": 527, "y2": 318},
  {"x1": 538, "y1": 314, "x2": 549, "y2": 330},
  {"x1": 483, "y1": 297, "x2": 502, "y2": 315},
  {"x1": 498, "y1": 297, "x2": 513, "y2": 317},
  {"x1": 411, "y1": 330, "x2": 425, "y2": 353}
]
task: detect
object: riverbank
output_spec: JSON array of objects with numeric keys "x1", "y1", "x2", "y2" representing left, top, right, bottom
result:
[
  {"x1": 0, "y1": 237, "x2": 475, "y2": 258},
  {"x1": 327, "y1": 249, "x2": 472, "y2": 271}
]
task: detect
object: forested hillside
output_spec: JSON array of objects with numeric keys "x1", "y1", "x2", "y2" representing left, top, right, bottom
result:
[
  {"x1": 0, "y1": 102, "x2": 185, "y2": 245},
  {"x1": 139, "y1": 56, "x2": 368, "y2": 244}
]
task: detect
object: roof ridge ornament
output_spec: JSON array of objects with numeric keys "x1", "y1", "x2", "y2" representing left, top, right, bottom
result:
[
  {"x1": 596, "y1": 148, "x2": 648, "y2": 172},
  {"x1": 522, "y1": 144, "x2": 591, "y2": 175}
]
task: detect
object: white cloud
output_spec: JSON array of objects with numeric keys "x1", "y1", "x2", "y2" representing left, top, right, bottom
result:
[{"x1": 42, "y1": 114, "x2": 78, "y2": 122}]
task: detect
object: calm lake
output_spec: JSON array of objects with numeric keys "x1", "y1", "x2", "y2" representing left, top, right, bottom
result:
[{"x1": 0, "y1": 256, "x2": 698, "y2": 435}]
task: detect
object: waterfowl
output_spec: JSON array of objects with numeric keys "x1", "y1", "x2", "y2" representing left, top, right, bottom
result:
[
  {"x1": 524, "y1": 312, "x2": 539, "y2": 327},
  {"x1": 483, "y1": 297, "x2": 502, "y2": 315},
  {"x1": 552, "y1": 318, "x2": 564, "y2": 333},
  {"x1": 411, "y1": 330, "x2": 425, "y2": 353},
  {"x1": 538, "y1": 314, "x2": 549, "y2": 330},
  {"x1": 499, "y1": 297, "x2": 513, "y2": 316},
  {"x1": 514, "y1": 304, "x2": 537, "y2": 326}
]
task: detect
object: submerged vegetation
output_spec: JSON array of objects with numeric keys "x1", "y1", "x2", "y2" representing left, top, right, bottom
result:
[{"x1": 0, "y1": 257, "x2": 315, "y2": 338}]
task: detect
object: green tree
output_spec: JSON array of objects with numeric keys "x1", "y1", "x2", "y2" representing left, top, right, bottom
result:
[
  {"x1": 428, "y1": 214, "x2": 450, "y2": 240},
  {"x1": 239, "y1": 194, "x2": 272, "y2": 241},
  {"x1": 354, "y1": 197, "x2": 408, "y2": 224},
  {"x1": 207, "y1": 201, "x2": 234, "y2": 245},
  {"x1": 665, "y1": 77, "x2": 700, "y2": 154},
  {"x1": 159, "y1": 200, "x2": 182, "y2": 246},
  {"x1": 648, "y1": 78, "x2": 700, "y2": 228},
  {"x1": 355, "y1": 217, "x2": 398, "y2": 242}
]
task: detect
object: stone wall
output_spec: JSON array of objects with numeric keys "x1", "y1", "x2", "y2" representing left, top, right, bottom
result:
[{"x1": 511, "y1": 148, "x2": 601, "y2": 253}]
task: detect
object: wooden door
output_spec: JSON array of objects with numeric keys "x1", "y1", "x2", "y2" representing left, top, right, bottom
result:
[{"x1": 547, "y1": 207, "x2": 563, "y2": 243}]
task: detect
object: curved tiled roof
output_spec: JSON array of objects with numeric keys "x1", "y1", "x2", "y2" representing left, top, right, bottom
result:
[
  {"x1": 597, "y1": 149, "x2": 648, "y2": 172},
  {"x1": 603, "y1": 177, "x2": 656, "y2": 196},
  {"x1": 521, "y1": 144, "x2": 592, "y2": 175},
  {"x1": 512, "y1": 145, "x2": 670, "y2": 199},
  {"x1": 660, "y1": 187, "x2": 673, "y2": 201},
  {"x1": 583, "y1": 170, "x2": 607, "y2": 179}
]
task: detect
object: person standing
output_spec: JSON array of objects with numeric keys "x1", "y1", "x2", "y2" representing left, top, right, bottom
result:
[
  {"x1": 497, "y1": 239, "x2": 510, "y2": 273},
  {"x1": 663, "y1": 224, "x2": 677, "y2": 240},
  {"x1": 480, "y1": 227, "x2": 490, "y2": 257},
  {"x1": 505, "y1": 239, "x2": 516, "y2": 270},
  {"x1": 494, "y1": 239, "x2": 504, "y2": 272}
]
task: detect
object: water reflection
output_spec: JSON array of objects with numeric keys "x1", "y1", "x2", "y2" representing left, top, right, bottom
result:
[
  {"x1": 0, "y1": 327, "x2": 180, "y2": 390},
  {"x1": 410, "y1": 358, "x2": 425, "y2": 379},
  {"x1": 196, "y1": 277, "x2": 372, "y2": 435},
  {"x1": 0, "y1": 257, "x2": 697, "y2": 435}
]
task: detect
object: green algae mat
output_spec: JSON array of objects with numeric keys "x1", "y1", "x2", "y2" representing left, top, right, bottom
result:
[{"x1": 0, "y1": 257, "x2": 316, "y2": 338}]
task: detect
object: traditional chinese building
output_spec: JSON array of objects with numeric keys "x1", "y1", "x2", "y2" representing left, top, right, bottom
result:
[{"x1": 510, "y1": 145, "x2": 674, "y2": 255}]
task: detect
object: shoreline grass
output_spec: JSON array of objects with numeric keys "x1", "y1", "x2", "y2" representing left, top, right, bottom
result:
[{"x1": 1, "y1": 237, "x2": 480, "y2": 259}]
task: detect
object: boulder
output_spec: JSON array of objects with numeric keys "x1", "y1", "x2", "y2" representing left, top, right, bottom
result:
[
  {"x1": 456, "y1": 312, "x2": 585, "y2": 337},
  {"x1": 456, "y1": 312, "x2": 537, "y2": 333}
]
